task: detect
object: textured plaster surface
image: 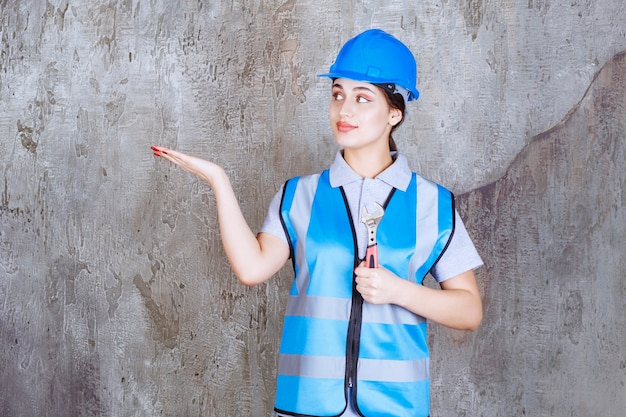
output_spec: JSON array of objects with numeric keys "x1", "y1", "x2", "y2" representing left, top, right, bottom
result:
[{"x1": 1, "y1": 1, "x2": 625, "y2": 416}]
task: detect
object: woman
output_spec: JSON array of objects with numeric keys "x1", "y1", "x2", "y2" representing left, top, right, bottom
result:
[{"x1": 152, "y1": 29, "x2": 483, "y2": 417}]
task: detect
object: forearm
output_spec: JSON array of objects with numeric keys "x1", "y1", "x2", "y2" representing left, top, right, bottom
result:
[
  {"x1": 355, "y1": 265, "x2": 482, "y2": 330},
  {"x1": 151, "y1": 146, "x2": 287, "y2": 286},
  {"x1": 394, "y1": 276, "x2": 483, "y2": 330},
  {"x1": 205, "y1": 169, "x2": 286, "y2": 286}
]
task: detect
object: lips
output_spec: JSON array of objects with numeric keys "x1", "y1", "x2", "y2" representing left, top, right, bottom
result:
[{"x1": 336, "y1": 121, "x2": 357, "y2": 133}]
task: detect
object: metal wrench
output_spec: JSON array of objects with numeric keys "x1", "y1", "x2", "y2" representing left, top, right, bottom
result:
[{"x1": 360, "y1": 203, "x2": 385, "y2": 268}]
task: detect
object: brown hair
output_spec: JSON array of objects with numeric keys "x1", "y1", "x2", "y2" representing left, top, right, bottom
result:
[{"x1": 375, "y1": 83, "x2": 406, "y2": 152}]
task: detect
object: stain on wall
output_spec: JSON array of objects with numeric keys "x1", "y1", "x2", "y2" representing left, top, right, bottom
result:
[{"x1": 443, "y1": 51, "x2": 626, "y2": 416}]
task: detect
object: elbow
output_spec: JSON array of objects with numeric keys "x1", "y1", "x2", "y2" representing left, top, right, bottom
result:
[
  {"x1": 462, "y1": 306, "x2": 483, "y2": 331},
  {"x1": 465, "y1": 316, "x2": 482, "y2": 331},
  {"x1": 237, "y1": 277, "x2": 258, "y2": 287},
  {"x1": 453, "y1": 316, "x2": 481, "y2": 332},
  {"x1": 235, "y1": 274, "x2": 262, "y2": 287},
  {"x1": 233, "y1": 268, "x2": 267, "y2": 287},
  {"x1": 461, "y1": 291, "x2": 483, "y2": 331},
  {"x1": 437, "y1": 308, "x2": 483, "y2": 331},
  {"x1": 447, "y1": 298, "x2": 483, "y2": 331}
]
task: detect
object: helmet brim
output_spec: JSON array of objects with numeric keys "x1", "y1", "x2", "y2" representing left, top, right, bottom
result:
[{"x1": 317, "y1": 71, "x2": 419, "y2": 101}]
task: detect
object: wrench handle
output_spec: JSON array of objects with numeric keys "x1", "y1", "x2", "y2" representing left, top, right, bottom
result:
[{"x1": 365, "y1": 244, "x2": 379, "y2": 268}]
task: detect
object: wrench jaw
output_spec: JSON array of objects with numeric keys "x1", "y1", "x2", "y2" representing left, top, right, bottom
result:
[{"x1": 360, "y1": 203, "x2": 384, "y2": 268}]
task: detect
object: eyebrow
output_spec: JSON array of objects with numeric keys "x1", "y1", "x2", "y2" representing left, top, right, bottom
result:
[{"x1": 332, "y1": 82, "x2": 377, "y2": 95}]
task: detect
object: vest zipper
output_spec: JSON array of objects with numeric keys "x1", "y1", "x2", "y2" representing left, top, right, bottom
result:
[
  {"x1": 346, "y1": 277, "x2": 364, "y2": 402},
  {"x1": 340, "y1": 186, "x2": 363, "y2": 410}
]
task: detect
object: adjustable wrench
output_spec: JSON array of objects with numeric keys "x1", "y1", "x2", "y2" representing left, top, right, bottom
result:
[{"x1": 360, "y1": 203, "x2": 384, "y2": 268}]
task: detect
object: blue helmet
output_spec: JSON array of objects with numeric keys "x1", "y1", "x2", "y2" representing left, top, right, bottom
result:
[{"x1": 319, "y1": 29, "x2": 420, "y2": 101}]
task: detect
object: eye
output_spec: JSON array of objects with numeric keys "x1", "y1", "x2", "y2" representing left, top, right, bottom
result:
[
  {"x1": 332, "y1": 91, "x2": 344, "y2": 101},
  {"x1": 356, "y1": 95, "x2": 370, "y2": 103}
]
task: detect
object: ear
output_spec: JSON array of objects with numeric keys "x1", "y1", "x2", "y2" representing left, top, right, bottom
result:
[{"x1": 389, "y1": 108, "x2": 403, "y2": 127}]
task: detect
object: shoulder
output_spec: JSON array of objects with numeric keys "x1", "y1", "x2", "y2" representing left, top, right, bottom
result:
[
  {"x1": 390, "y1": 153, "x2": 450, "y2": 195},
  {"x1": 283, "y1": 170, "x2": 326, "y2": 190},
  {"x1": 412, "y1": 172, "x2": 452, "y2": 193},
  {"x1": 411, "y1": 173, "x2": 455, "y2": 209},
  {"x1": 280, "y1": 171, "x2": 326, "y2": 208}
]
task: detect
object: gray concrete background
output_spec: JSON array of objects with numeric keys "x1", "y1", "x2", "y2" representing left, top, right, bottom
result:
[{"x1": 0, "y1": 1, "x2": 624, "y2": 416}]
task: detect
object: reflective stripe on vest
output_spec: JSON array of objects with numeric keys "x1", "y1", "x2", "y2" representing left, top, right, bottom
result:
[{"x1": 275, "y1": 169, "x2": 454, "y2": 417}]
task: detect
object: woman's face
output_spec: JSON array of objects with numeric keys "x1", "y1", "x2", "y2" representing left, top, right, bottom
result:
[{"x1": 329, "y1": 78, "x2": 402, "y2": 153}]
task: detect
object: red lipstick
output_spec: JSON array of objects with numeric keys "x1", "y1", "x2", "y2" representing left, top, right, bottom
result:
[{"x1": 337, "y1": 121, "x2": 357, "y2": 133}]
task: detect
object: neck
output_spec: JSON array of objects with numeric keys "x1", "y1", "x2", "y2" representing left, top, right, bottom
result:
[{"x1": 343, "y1": 148, "x2": 394, "y2": 179}]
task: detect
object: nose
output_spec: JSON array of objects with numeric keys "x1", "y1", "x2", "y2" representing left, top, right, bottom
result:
[{"x1": 338, "y1": 99, "x2": 354, "y2": 117}]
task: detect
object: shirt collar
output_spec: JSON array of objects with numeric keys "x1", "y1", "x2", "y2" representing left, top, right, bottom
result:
[{"x1": 328, "y1": 150, "x2": 412, "y2": 191}]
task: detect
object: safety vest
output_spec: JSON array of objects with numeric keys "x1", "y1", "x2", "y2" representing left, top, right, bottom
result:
[{"x1": 274, "y1": 169, "x2": 454, "y2": 417}]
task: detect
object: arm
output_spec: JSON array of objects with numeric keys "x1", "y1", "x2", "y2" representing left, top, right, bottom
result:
[
  {"x1": 152, "y1": 146, "x2": 290, "y2": 286},
  {"x1": 354, "y1": 265, "x2": 482, "y2": 330}
]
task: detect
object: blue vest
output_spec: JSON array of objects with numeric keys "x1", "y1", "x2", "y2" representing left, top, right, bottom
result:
[{"x1": 274, "y1": 169, "x2": 454, "y2": 417}]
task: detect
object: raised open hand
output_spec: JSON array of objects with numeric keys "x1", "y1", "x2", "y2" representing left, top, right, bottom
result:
[
  {"x1": 150, "y1": 145, "x2": 289, "y2": 285},
  {"x1": 151, "y1": 145, "x2": 224, "y2": 184}
]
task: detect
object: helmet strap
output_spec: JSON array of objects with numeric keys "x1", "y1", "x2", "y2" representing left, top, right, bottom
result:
[
  {"x1": 393, "y1": 85, "x2": 411, "y2": 104},
  {"x1": 379, "y1": 83, "x2": 410, "y2": 104}
]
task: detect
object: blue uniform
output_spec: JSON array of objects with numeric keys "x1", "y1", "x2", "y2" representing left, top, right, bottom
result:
[
  {"x1": 264, "y1": 152, "x2": 483, "y2": 416},
  {"x1": 274, "y1": 169, "x2": 453, "y2": 416}
]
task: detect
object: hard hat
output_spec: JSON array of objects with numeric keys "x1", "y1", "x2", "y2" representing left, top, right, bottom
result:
[{"x1": 318, "y1": 29, "x2": 420, "y2": 101}]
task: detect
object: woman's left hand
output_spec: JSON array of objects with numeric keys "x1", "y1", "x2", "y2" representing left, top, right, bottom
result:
[{"x1": 354, "y1": 262, "x2": 406, "y2": 305}]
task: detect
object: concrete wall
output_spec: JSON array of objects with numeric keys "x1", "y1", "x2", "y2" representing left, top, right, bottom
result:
[{"x1": 1, "y1": 1, "x2": 624, "y2": 416}]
